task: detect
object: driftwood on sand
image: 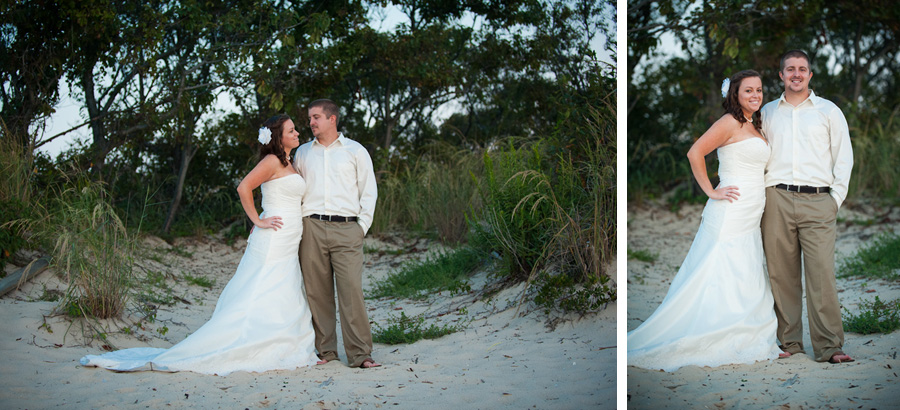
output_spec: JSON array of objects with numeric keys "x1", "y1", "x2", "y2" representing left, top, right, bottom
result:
[{"x1": 0, "y1": 258, "x2": 50, "y2": 297}]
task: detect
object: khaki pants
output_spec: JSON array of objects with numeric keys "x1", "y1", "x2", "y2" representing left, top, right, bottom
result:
[
  {"x1": 299, "y1": 217, "x2": 372, "y2": 367},
  {"x1": 761, "y1": 187, "x2": 844, "y2": 362}
]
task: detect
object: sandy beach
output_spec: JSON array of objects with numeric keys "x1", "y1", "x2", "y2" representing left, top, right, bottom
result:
[
  {"x1": 0, "y1": 234, "x2": 615, "y2": 409},
  {"x1": 626, "y1": 201, "x2": 900, "y2": 409}
]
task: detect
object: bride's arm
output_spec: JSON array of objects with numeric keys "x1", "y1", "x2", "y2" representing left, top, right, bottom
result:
[
  {"x1": 686, "y1": 116, "x2": 739, "y2": 202},
  {"x1": 237, "y1": 155, "x2": 284, "y2": 231}
]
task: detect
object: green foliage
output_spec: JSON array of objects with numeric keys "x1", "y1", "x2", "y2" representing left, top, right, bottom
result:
[
  {"x1": 372, "y1": 142, "x2": 482, "y2": 243},
  {"x1": 847, "y1": 110, "x2": 900, "y2": 200},
  {"x1": 838, "y1": 232, "x2": 900, "y2": 280},
  {"x1": 533, "y1": 272, "x2": 615, "y2": 315},
  {"x1": 843, "y1": 296, "x2": 900, "y2": 334},
  {"x1": 0, "y1": 198, "x2": 29, "y2": 272},
  {"x1": 369, "y1": 247, "x2": 484, "y2": 300},
  {"x1": 627, "y1": 249, "x2": 658, "y2": 263},
  {"x1": 184, "y1": 273, "x2": 215, "y2": 289},
  {"x1": 472, "y1": 142, "x2": 553, "y2": 279},
  {"x1": 18, "y1": 173, "x2": 142, "y2": 319},
  {"x1": 372, "y1": 311, "x2": 465, "y2": 345}
]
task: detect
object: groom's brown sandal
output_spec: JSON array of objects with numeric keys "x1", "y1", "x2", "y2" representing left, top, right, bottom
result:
[{"x1": 828, "y1": 352, "x2": 854, "y2": 363}]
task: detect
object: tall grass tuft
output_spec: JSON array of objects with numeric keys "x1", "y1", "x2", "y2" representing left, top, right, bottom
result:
[
  {"x1": 373, "y1": 141, "x2": 482, "y2": 243},
  {"x1": 0, "y1": 122, "x2": 35, "y2": 271},
  {"x1": 15, "y1": 170, "x2": 141, "y2": 319},
  {"x1": 471, "y1": 103, "x2": 617, "y2": 313},
  {"x1": 847, "y1": 109, "x2": 900, "y2": 200}
]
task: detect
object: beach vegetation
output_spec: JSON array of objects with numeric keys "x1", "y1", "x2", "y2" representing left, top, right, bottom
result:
[
  {"x1": 184, "y1": 273, "x2": 215, "y2": 289},
  {"x1": 369, "y1": 246, "x2": 485, "y2": 300},
  {"x1": 371, "y1": 311, "x2": 466, "y2": 345},
  {"x1": 627, "y1": 248, "x2": 658, "y2": 263},
  {"x1": 838, "y1": 232, "x2": 900, "y2": 280},
  {"x1": 843, "y1": 296, "x2": 900, "y2": 334}
]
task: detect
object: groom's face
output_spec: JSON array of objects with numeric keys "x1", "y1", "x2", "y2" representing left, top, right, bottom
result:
[
  {"x1": 308, "y1": 106, "x2": 335, "y2": 138},
  {"x1": 779, "y1": 56, "x2": 812, "y2": 95}
]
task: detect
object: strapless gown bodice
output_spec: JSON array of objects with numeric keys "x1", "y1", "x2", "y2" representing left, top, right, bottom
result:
[
  {"x1": 81, "y1": 173, "x2": 318, "y2": 376},
  {"x1": 628, "y1": 137, "x2": 781, "y2": 372}
]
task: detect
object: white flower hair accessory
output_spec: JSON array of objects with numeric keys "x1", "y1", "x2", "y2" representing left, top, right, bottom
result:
[
  {"x1": 721, "y1": 78, "x2": 731, "y2": 98},
  {"x1": 258, "y1": 127, "x2": 272, "y2": 145}
]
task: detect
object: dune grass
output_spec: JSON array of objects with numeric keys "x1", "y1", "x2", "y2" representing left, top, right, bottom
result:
[
  {"x1": 843, "y1": 296, "x2": 900, "y2": 334},
  {"x1": 372, "y1": 311, "x2": 467, "y2": 345},
  {"x1": 372, "y1": 141, "x2": 482, "y2": 244},
  {"x1": 838, "y1": 232, "x2": 900, "y2": 280},
  {"x1": 627, "y1": 248, "x2": 659, "y2": 263},
  {"x1": 368, "y1": 247, "x2": 484, "y2": 300}
]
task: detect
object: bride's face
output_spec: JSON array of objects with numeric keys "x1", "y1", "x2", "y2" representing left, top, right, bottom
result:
[
  {"x1": 737, "y1": 76, "x2": 763, "y2": 115},
  {"x1": 281, "y1": 119, "x2": 300, "y2": 150}
]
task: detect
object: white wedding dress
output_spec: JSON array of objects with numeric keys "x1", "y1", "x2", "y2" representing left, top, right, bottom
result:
[
  {"x1": 81, "y1": 174, "x2": 319, "y2": 376},
  {"x1": 628, "y1": 137, "x2": 782, "y2": 372}
]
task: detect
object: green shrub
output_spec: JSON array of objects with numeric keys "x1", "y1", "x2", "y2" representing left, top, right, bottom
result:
[
  {"x1": 838, "y1": 232, "x2": 900, "y2": 280},
  {"x1": 627, "y1": 248, "x2": 658, "y2": 263},
  {"x1": 533, "y1": 271, "x2": 616, "y2": 315},
  {"x1": 368, "y1": 246, "x2": 484, "y2": 300},
  {"x1": 0, "y1": 198, "x2": 30, "y2": 272},
  {"x1": 843, "y1": 296, "x2": 900, "y2": 334},
  {"x1": 372, "y1": 311, "x2": 465, "y2": 345}
]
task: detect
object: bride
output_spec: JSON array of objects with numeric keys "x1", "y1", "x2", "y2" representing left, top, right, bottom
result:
[
  {"x1": 627, "y1": 70, "x2": 782, "y2": 372},
  {"x1": 81, "y1": 114, "x2": 322, "y2": 375}
]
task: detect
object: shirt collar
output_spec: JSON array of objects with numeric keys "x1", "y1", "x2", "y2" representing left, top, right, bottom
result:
[
  {"x1": 312, "y1": 132, "x2": 345, "y2": 148},
  {"x1": 778, "y1": 90, "x2": 819, "y2": 107}
]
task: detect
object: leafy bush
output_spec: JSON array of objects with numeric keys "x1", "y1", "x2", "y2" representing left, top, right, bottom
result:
[
  {"x1": 0, "y1": 198, "x2": 30, "y2": 272},
  {"x1": 533, "y1": 271, "x2": 616, "y2": 315},
  {"x1": 372, "y1": 311, "x2": 465, "y2": 345},
  {"x1": 838, "y1": 232, "x2": 900, "y2": 280},
  {"x1": 369, "y1": 246, "x2": 484, "y2": 300},
  {"x1": 843, "y1": 296, "x2": 900, "y2": 334}
]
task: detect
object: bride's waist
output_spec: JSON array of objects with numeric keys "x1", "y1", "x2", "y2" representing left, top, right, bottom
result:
[{"x1": 261, "y1": 206, "x2": 303, "y2": 216}]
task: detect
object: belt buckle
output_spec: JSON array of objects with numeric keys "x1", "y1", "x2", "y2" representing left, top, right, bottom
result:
[{"x1": 789, "y1": 185, "x2": 799, "y2": 193}]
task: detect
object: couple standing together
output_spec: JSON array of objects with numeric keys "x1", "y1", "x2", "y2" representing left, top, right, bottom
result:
[
  {"x1": 81, "y1": 99, "x2": 381, "y2": 375},
  {"x1": 628, "y1": 50, "x2": 855, "y2": 371}
]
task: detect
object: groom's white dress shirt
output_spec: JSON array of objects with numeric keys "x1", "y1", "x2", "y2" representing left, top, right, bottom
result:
[
  {"x1": 294, "y1": 133, "x2": 378, "y2": 234},
  {"x1": 761, "y1": 90, "x2": 854, "y2": 208}
]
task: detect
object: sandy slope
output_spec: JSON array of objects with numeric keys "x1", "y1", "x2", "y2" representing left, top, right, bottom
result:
[
  {"x1": 0, "y1": 234, "x2": 615, "y2": 409},
  {"x1": 626, "y1": 201, "x2": 900, "y2": 409}
]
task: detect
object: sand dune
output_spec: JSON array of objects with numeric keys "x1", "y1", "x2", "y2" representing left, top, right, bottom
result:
[{"x1": 1, "y1": 234, "x2": 615, "y2": 409}]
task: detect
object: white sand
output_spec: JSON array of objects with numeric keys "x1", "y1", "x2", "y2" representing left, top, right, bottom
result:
[
  {"x1": 1, "y1": 234, "x2": 615, "y2": 409},
  {"x1": 626, "y1": 201, "x2": 900, "y2": 409}
]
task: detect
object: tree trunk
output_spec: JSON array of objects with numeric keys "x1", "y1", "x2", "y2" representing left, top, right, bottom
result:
[
  {"x1": 163, "y1": 137, "x2": 198, "y2": 233},
  {"x1": 81, "y1": 62, "x2": 109, "y2": 179}
]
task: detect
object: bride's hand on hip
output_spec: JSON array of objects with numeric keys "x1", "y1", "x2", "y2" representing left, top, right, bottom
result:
[
  {"x1": 256, "y1": 216, "x2": 284, "y2": 231},
  {"x1": 709, "y1": 185, "x2": 740, "y2": 202}
]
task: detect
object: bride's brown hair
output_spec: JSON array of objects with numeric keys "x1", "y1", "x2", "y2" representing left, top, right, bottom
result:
[
  {"x1": 259, "y1": 114, "x2": 292, "y2": 167},
  {"x1": 722, "y1": 70, "x2": 762, "y2": 132}
]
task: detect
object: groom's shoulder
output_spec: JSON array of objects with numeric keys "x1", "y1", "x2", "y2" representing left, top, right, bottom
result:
[
  {"x1": 761, "y1": 99, "x2": 780, "y2": 113},
  {"x1": 297, "y1": 140, "x2": 315, "y2": 153}
]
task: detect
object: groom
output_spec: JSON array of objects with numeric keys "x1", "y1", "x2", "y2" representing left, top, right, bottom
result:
[
  {"x1": 760, "y1": 50, "x2": 854, "y2": 364},
  {"x1": 294, "y1": 99, "x2": 381, "y2": 368}
]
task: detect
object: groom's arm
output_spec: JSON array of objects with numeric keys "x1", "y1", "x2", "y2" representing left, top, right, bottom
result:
[
  {"x1": 355, "y1": 147, "x2": 377, "y2": 235},
  {"x1": 828, "y1": 106, "x2": 853, "y2": 209}
]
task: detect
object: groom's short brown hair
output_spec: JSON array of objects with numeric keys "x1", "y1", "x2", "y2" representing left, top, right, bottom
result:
[
  {"x1": 309, "y1": 99, "x2": 340, "y2": 124},
  {"x1": 780, "y1": 49, "x2": 811, "y2": 72}
]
